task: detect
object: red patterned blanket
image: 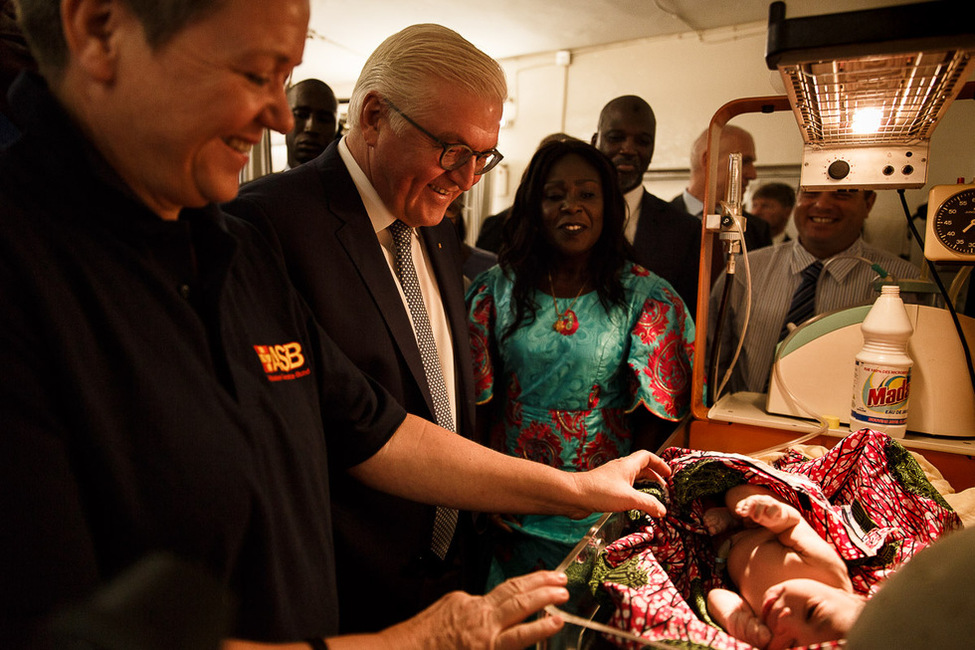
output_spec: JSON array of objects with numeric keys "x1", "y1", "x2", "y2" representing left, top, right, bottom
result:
[{"x1": 584, "y1": 429, "x2": 961, "y2": 649}]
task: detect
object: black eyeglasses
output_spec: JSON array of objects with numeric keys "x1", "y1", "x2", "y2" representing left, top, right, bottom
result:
[{"x1": 385, "y1": 99, "x2": 503, "y2": 175}]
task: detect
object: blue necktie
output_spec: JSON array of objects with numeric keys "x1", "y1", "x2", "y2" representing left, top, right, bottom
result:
[{"x1": 780, "y1": 260, "x2": 823, "y2": 340}]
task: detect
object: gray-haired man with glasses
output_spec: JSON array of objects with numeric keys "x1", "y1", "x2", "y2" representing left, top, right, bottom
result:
[
  {"x1": 224, "y1": 23, "x2": 506, "y2": 634},
  {"x1": 384, "y1": 98, "x2": 503, "y2": 175}
]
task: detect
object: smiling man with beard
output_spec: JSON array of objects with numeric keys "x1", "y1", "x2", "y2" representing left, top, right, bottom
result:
[
  {"x1": 708, "y1": 188, "x2": 920, "y2": 394},
  {"x1": 592, "y1": 95, "x2": 702, "y2": 318}
]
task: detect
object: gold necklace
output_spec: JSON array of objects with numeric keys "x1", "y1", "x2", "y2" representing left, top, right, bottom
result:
[{"x1": 548, "y1": 272, "x2": 586, "y2": 336}]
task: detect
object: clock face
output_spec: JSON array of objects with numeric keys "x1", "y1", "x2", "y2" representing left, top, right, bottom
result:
[{"x1": 928, "y1": 186, "x2": 975, "y2": 259}]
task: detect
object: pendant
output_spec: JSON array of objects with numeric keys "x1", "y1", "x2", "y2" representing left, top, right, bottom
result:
[{"x1": 553, "y1": 309, "x2": 579, "y2": 336}]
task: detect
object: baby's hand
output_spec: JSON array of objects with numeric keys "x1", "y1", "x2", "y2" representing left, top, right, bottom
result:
[
  {"x1": 739, "y1": 614, "x2": 772, "y2": 649},
  {"x1": 708, "y1": 588, "x2": 772, "y2": 649},
  {"x1": 703, "y1": 506, "x2": 736, "y2": 535},
  {"x1": 735, "y1": 494, "x2": 801, "y2": 530}
]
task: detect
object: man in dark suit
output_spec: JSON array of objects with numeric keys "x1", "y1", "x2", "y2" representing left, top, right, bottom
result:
[
  {"x1": 750, "y1": 181, "x2": 796, "y2": 244},
  {"x1": 592, "y1": 95, "x2": 702, "y2": 317},
  {"x1": 224, "y1": 24, "x2": 507, "y2": 633},
  {"x1": 672, "y1": 125, "x2": 772, "y2": 284},
  {"x1": 284, "y1": 78, "x2": 338, "y2": 169}
]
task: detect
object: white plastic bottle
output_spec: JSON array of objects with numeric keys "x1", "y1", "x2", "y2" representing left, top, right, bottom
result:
[{"x1": 850, "y1": 285, "x2": 914, "y2": 438}]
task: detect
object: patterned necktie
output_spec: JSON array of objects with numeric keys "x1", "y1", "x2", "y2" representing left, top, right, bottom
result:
[
  {"x1": 779, "y1": 260, "x2": 824, "y2": 340},
  {"x1": 388, "y1": 219, "x2": 458, "y2": 560}
]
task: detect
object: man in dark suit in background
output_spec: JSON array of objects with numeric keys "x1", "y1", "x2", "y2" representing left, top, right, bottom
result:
[
  {"x1": 225, "y1": 24, "x2": 506, "y2": 633},
  {"x1": 592, "y1": 95, "x2": 702, "y2": 317},
  {"x1": 284, "y1": 78, "x2": 339, "y2": 169},
  {"x1": 672, "y1": 124, "x2": 772, "y2": 285},
  {"x1": 750, "y1": 181, "x2": 796, "y2": 245}
]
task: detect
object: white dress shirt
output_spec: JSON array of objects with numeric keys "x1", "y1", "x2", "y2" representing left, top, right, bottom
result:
[
  {"x1": 682, "y1": 189, "x2": 704, "y2": 218},
  {"x1": 337, "y1": 137, "x2": 457, "y2": 423},
  {"x1": 623, "y1": 185, "x2": 644, "y2": 245}
]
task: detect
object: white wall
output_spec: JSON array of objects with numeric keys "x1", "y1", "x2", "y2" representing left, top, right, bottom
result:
[{"x1": 482, "y1": 21, "x2": 975, "y2": 260}]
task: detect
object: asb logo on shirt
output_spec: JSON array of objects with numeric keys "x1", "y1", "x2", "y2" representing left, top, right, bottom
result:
[{"x1": 253, "y1": 342, "x2": 311, "y2": 382}]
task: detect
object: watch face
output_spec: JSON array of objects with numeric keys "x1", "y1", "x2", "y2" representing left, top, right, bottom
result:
[{"x1": 933, "y1": 188, "x2": 975, "y2": 256}]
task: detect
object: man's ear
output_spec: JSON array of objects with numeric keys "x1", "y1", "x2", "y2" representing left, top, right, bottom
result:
[
  {"x1": 698, "y1": 144, "x2": 710, "y2": 172},
  {"x1": 863, "y1": 189, "x2": 877, "y2": 215},
  {"x1": 61, "y1": 0, "x2": 124, "y2": 83},
  {"x1": 358, "y1": 92, "x2": 384, "y2": 146}
]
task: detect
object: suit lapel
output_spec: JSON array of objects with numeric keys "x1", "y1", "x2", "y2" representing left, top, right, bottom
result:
[
  {"x1": 632, "y1": 189, "x2": 657, "y2": 253},
  {"x1": 671, "y1": 194, "x2": 688, "y2": 214},
  {"x1": 319, "y1": 148, "x2": 435, "y2": 415}
]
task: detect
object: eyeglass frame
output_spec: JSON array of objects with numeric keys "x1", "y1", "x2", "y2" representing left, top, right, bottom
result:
[{"x1": 384, "y1": 99, "x2": 503, "y2": 175}]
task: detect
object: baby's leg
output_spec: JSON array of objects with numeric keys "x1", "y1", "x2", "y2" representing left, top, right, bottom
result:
[
  {"x1": 733, "y1": 492, "x2": 802, "y2": 534},
  {"x1": 707, "y1": 588, "x2": 771, "y2": 649},
  {"x1": 730, "y1": 488, "x2": 852, "y2": 591}
]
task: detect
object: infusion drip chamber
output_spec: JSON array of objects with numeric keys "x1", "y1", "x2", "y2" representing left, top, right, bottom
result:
[{"x1": 850, "y1": 285, "x2": 914, "y2": 438}]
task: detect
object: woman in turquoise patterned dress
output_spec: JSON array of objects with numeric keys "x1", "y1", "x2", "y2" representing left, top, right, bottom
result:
[{"x1": 466, "y1": 140, "x2": 695, "y2": 588}]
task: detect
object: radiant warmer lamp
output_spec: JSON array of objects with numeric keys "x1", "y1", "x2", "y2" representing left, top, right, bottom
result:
[{"x1": 765, "y1": 0, "x2": 975, "y2": 190}]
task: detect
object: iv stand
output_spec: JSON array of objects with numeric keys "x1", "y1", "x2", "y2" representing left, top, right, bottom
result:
[{"x1": 690, "y1": 95, "x2": 791, "y2": 421}]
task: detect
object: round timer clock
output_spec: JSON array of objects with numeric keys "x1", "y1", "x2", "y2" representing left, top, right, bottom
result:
[{"x1": 925, "y1": 184, "x2": 975, "y2": 261}]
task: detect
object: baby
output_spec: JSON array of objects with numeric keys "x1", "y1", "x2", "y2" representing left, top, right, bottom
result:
[{"x1": 704, "y1": 483, "x2": 867, "y2": 649}]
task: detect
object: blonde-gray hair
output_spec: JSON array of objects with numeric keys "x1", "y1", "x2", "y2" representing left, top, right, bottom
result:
[{"x1": 346, "y1": 23, "x2": 506, "y2": 132}]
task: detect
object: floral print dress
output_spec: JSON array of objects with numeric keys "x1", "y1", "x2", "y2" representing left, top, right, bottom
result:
[{"x1": 466, "y1": 263, "x2": 694, "y2": 587}]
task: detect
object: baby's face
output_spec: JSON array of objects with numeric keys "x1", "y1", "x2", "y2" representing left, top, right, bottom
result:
[{"x1": 761, "y1": 578, "x2": 865, "y2": 650}]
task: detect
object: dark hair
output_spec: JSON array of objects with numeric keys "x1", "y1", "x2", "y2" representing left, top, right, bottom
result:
[
  {"x1": 16, "y1": 0, "x2": 226, "y2": 79},
  {"x1": 752, "y1": 182, "x2": 796, "y2": 209},
  {"x1": 497, "y1": 139, "x2": 631, "y2": 340},
  {"x1": 2, "y1": 0, "x2": 37, "y2": 108}
]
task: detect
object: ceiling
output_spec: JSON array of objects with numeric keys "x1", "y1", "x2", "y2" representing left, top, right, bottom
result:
[{"x1": 295, "y1": 0, "x2": 922, "y2": 95}]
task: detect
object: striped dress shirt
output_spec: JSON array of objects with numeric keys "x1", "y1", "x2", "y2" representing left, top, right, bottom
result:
[{"x1": 709, "y1": 237, "x2": 920, "y2": 394}]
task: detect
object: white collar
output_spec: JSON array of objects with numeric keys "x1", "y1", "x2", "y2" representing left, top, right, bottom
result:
[
  {"x1": 337, "y1": 136, "x2": 396, "y2": 234},
  {"x1": 623, "y1": 185, "x2": 644, "y2": 244},
  {"x1": 790, "y1": 236, "x2": 867, "y2": 282},
  {"x1": 682, "y1": 189, "x2": 704, "y2": 217}
]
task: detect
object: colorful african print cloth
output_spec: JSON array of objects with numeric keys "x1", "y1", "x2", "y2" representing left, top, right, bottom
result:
[{"x1": 582, "y1": 429, "x2": 961, "y2": 649}]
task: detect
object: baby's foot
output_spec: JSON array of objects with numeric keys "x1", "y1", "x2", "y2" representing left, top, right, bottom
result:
[
  {"x1": 703, "y1": 506, "x2": 736, "y2": 535},
  {"x1": 735, "y1": 494, "x2": 800, "y2": 529}
]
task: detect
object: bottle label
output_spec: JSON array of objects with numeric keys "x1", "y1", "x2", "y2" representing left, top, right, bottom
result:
[{"x1": 850, "y1": 361, "x2": 911, "y2": 426}]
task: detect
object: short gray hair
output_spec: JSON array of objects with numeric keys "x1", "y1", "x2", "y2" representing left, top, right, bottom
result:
[{"x1": 346, "y1": 23, "x2": 506, "y2": 132}]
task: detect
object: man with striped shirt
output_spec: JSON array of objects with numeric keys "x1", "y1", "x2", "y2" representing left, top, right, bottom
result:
[{"x1": 709, "y1": 189, "x2": 919, "y2": 394}]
